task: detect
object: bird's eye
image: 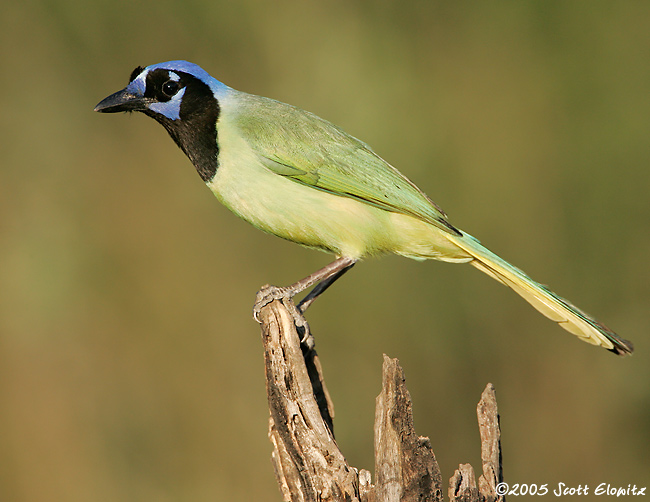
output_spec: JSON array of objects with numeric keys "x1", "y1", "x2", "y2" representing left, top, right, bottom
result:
[{"x1": 162, "y1": 80, "x2": 180, "y2": 97}]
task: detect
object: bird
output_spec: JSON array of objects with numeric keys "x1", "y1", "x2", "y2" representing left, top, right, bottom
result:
[{"x1": 95, "y1": 60, "x2": 633, "y2": 356}]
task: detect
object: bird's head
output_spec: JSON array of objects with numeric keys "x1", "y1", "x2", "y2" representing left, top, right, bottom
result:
[
  {"x1": 95, "y1": 61, "x2": 228, "y2": 182},
  {"x1": 94, "y1": 60, "x2": 228, "y2": 121}
]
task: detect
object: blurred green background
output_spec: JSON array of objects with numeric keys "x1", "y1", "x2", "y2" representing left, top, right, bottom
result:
[{"x1": 1, "y1": 1, "x2": 649, "y2": 500}]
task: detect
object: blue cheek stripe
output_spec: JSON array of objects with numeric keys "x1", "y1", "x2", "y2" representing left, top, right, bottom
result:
[{"x1": 148, "y1": 87, "x2": 186, "y2": 121}]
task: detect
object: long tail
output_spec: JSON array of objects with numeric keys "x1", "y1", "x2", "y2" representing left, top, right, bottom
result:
[{"x1": 446, "y1": 232, "x2": 634, "y2": 355}]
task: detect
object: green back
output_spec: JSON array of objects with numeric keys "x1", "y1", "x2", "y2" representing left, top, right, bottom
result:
[{"x1": 233, "y1": 93, "x2": 460, "y2": 236}]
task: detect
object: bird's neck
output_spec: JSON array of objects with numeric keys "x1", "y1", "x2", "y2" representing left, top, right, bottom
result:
[{"x1": 147, "y1": 98, "x2": 221, "y2": 183}]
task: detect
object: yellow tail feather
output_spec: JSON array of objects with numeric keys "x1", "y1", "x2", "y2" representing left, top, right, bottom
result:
[{"x1": 447, "y1": 233, "x2": 633, "y2": 355}]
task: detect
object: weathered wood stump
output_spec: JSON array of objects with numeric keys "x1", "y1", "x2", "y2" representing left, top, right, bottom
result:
[{"x1": 256, "y1": 296, "x2": 504, "y2": 502}]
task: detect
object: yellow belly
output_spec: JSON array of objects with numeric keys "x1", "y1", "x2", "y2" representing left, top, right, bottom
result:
[
  {"x1": 209, "y1": 145, "x2": 467, "y2": 262},
  {"x1": 208, "y1": 114, "x2": 471, "y2": 262}
]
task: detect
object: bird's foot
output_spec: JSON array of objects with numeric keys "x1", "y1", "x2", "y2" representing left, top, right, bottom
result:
[
  {"x1": 253, "y1": 284, "x2": 293, "y2": 321},
  {"x1": 253, "y1": 285, "x2": 315, "y2": 350}
]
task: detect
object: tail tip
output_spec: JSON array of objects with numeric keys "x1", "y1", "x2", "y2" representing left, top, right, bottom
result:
[{"x1": 610, "y1": 338, "x2": 634, "y2": 356}]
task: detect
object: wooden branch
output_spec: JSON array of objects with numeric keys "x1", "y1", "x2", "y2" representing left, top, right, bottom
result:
[
  {"x1": 256, "y1": 296, "x2": 504, "y2": 502},
  {"x1": 449, "y1": 384, "x2": 504, "y2": 502},
  {"x1": 371, "y1": 354, "x2": 444, "y2": 502},
  {"x1": 259, "y1": 297, "x2": 356, "y2": 501}
]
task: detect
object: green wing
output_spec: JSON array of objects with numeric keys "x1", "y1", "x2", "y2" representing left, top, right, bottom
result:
[{"x1": 234, "y1": 93, "x2": 460, "y2": 236}]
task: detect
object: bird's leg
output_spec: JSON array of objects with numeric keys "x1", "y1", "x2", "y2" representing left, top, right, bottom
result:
[
  {"x1": 255, "y1": 256, "x2": 357, "y2": 312},
  {"x1": 297, "y1": 260, "x2": 355, "y2": 313},
  {"x1": 253, "y1": 257, "x2": 357, "y2": 346}
]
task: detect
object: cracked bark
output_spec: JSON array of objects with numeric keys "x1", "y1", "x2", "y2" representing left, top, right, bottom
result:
[{"x1": 257, "y1": 296, "x2": 504, "y2": 502}]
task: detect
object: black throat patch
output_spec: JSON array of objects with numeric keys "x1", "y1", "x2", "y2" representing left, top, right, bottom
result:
[{"x1": 142, "y1": 69, "x2": 221, "y2": 183}]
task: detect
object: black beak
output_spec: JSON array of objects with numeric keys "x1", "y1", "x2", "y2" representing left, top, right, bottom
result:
[{"x1": 94, "y1": 88, "x2": 149, "y2": 113}]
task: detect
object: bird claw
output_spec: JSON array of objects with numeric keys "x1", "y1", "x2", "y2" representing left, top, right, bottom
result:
[
  {"x1": 253, "y1": 284, "x2": 292, "y2": 322},
  {"x1": 253, "y1": 285, "x2": 315, "y2": 350}
]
